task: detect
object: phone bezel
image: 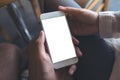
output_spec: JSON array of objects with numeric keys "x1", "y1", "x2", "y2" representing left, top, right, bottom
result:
[{"x1": 40, "y1": 11, "x2": 78, "y2": 69}]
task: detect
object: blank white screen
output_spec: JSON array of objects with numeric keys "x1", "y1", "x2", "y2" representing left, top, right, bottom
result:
[{"x1": 42, "y1": 16, "x2": 76, "y2": 63}]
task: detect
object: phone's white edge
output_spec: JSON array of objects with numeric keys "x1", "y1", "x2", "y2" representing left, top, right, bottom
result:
[
  {"x1": 54, "y1": 57, "x2": 78, "y2": 69},
  {"x1": 40, "y1": 11, "x2": 65, "y2": 20},
  {"x1": 40, "y1": 11, "x2": 78, "y2": 69}
]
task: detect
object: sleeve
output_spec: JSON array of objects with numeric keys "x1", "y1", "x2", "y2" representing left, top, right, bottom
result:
[{"x1": 99, "y1": 11, "x2": 120, "y2": 38}]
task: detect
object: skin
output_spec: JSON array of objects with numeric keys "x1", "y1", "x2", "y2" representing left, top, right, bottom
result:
[
  {"x1": 29, "y1": 31, "x2": 57, "y2": 80},
  {"x1": 29, "y1": 31, "x2": 82, "y2": 80},
  {"x1": 59, "y1": 6, "x2": 99, "y2": 36},
  {"x1": 29, "y1": 6, "x2": 99, "y2": 80}
]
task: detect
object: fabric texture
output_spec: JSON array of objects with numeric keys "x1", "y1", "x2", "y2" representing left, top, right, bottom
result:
[
  {"x1": 99, "y1": 11, "x2": 120, "y2": 80},
  {"x1": 74, "y1": 34, "x2": 114, "y2": 80},
  {"x1": 99, "y1": 11, "x2": 120, "y2": 38}
]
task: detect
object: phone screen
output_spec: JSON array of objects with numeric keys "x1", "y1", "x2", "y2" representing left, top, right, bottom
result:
[{"x1": 42, "y1": 16, "x2": 76, "y2": 63}]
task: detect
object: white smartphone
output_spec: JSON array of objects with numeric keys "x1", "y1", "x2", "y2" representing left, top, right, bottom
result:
[{"x1": 40, "y1": 11, "x2": 78, "y2": 69}]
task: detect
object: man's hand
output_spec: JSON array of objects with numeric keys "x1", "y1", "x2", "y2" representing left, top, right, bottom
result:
[
  {"x1": 29, "y1": 31, "x2": 57, "y2": 80},
  {"x1": 59, "y1": 6, "x2": 99, "y2": 36},
  {"x1": 28, "y1": 31, "x2": 82, "y2": 80}
]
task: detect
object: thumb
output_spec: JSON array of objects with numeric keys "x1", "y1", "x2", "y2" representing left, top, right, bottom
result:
[
  {"x1": 37, "y1": 31, "x2": 46, "y2": 54},
  {"x1": 59, "y1": 6, "x2": 81, "y2": 16},
  {"x1": 69, "y1": 65, "x2": 76, "y2": 75}
]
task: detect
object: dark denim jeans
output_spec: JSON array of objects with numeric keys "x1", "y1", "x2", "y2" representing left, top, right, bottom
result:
[{"x1": 74, "y1": 34, "x2": 115, "y2": 80}]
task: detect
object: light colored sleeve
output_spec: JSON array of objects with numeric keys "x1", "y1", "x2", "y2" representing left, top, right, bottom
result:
[{"x1": 99, "y1": 11, "x2": 120, "y2": 38}]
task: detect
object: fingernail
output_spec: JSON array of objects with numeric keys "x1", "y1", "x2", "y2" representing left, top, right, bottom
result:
[
  {"x1": 69, "y1": 65, "x2": 76, "y2": 75},
  {"x1": 59, "y1": 6, "x2": 65, "y2": 9},
  {"x1": 70, "y1": 69, "x2": 74, "y2": 75}
]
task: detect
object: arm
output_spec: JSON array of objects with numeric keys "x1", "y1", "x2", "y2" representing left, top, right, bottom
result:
[
  {"x1": 59, "y1": 6, "x2": 120, "y2": 38},
  {"x1": 59, "y1": 6, "x2": 120, "y2": 80},
  {"x1": 99, "y1": 11, "x2": 120, "y2": 38}
]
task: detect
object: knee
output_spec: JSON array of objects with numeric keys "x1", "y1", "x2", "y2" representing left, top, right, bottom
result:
[
  {"x1": 0, "y1": 43, "x2": 22, "y2": 64},
  {"x1": 0, "y1": 43, "x2": 21, "y2": 80}
]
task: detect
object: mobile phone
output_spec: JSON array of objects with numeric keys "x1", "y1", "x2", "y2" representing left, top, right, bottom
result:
[{"x1": 40, "y1": 11, "x2": 78, "y2": 69}]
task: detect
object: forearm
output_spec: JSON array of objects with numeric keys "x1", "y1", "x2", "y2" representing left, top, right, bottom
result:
[{"x1": 99, "y1": 11, "x2": 120, "y2": 38}]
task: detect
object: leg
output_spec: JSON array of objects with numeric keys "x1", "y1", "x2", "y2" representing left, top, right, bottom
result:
[
  {"x1": 0, "y1": 43, "x2": 22, "y2": 80},
  {"x1": 74, "y1": 35, "x2": 115, "y2": 80},
  {"x1": 44, "y1": 0, "x2": 81, "y2": 12},
  {"x1": 7, "y1": 3, "x2": 32, "y2": 42}
]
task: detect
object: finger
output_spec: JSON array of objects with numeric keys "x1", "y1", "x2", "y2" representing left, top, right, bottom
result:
[
  {"x1": 75, "y1": 46, "x2": 82, "y2": 57},
  {"x1": 68, "y1": 65, "x2": 76, "y2": 75},
  {"x1": 72, "y1": 36, "x2": 79, "y2": 46},
  {"x1": 44, "y1": 41, "x2": 49, "y2": 53},
  {"x1": 58, "y1": 6, "x2": 80, "y2": 16},
  {"x1": 37, "y1": 31, "x2": 46, "y2": 53}
]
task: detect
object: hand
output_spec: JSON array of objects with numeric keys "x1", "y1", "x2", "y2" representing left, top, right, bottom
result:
[
  {"x1": 28, "y1": 31, "x2": 82, "y2": 80},
  {"x1": 59, "y1": 6, "x2": 99, "y2": 36},
  {"x1": 29, "y1": 31, "x2": 57, "y2": 80}
]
